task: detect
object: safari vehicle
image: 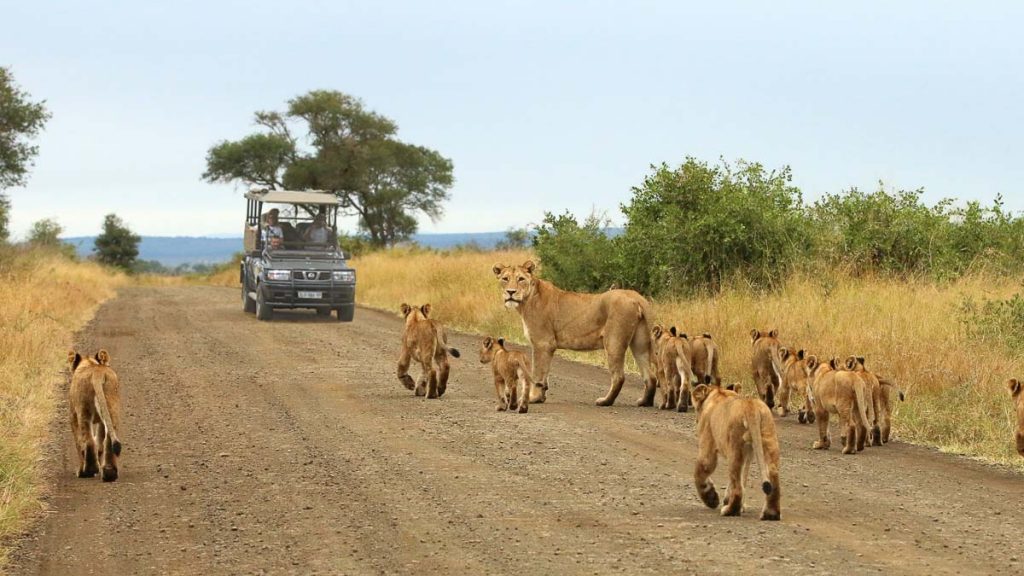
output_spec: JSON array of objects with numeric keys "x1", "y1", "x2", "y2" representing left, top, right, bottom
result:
[{"x1": 240, "y1": 189, "x2": 356, "y2": 322}]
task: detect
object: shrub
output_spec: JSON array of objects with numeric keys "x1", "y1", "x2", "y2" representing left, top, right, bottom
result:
[
  {"x1": 532, "y1": 211, "x2": 621, "y2": 292},
  {"x1": 617, "y1": 158, "x2": 810, "y2": 295}
]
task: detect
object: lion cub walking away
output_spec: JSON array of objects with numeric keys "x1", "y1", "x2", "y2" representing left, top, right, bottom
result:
[
  {"x1": 688, "y1": 333, "x2": 721, "y2": 387},
  {"x1": 397, "y1": 304, "x2": 461, "y2": 399},
  {"x1": 1009, "y1": 379, "x2": 1024, "y2": 457},
  {"x1": 777, "y1": 348, "x2": 817, "y2": 421},
  {"x1": 67, "y1": 350, "x2": 123, "y2": 482},
  {"x1": 808, "y1": 358, "x2": 871, "y2": 454},
  {"x1": 651, "y1": 325, "x2": 697, "y2": 411},
  {"x1": 691, "y1": 384, "x2": 781, "y2": 521},
  {"x1": 479, "y1": 337, "x2": 533, "y2": 413},
  {"x1": 750, "y1": 329, "x2": 785, "y2": 409}
]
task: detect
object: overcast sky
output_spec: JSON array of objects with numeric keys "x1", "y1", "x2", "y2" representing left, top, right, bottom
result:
[{"x1": 3, "y1": 1, "x2": 1022, "y2": 238}]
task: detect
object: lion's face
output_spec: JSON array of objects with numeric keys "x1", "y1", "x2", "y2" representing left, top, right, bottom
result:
[{"x1": 492, "y1": 261, "x2": 537, "y2": 309}]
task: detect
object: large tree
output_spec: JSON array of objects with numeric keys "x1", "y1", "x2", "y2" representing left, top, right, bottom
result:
[
  {"x1": 203, "y1": 90, "x2": 454, "y2": 247},
  {"x1": 94, "y1": 213, "x2": 140, "y2": 271},
  {"x1": 0, "y1": 67, "x2": 51, "y2": 241}
]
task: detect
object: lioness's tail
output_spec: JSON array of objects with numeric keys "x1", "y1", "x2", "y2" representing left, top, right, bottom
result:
[
  {"x1": 879, "y1": 378, "x2": 905, "y2": 401},
  {"x1": 447, "y1": 347, "x2": 461, "y2": 358},
  {"x1": 749, "y1": 408, "x2": 776, "y2": 496},
  {"x1": 704, "y1": 336, "x2": 716, "y2": 384},
  {"x1": 90, "y1": 369, "x2": 121, "y2": 456},
  {"x1": 852, "y1": 378, "x2": 871, "y2": 432}
]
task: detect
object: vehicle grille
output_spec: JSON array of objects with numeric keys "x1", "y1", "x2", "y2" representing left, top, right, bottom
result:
[{"x1": 292, "y1": 271, "x2": 332, "y2": 281}]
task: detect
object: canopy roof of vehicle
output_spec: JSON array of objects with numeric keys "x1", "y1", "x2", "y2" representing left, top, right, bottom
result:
[{"x1": 244, "y1": 189, "x2": 340, "y2": 206}]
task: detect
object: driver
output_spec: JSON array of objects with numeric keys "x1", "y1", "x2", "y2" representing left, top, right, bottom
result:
[{"x1": 303, "y1": 213, "x2": 331, "y2": 244}]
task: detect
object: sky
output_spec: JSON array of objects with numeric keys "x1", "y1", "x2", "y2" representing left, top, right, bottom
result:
[{"x1": 2, "y1": 1, "x2": 1022, "y2": 238}]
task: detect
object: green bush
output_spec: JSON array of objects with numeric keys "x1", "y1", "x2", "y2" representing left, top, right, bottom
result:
[
  {"x1": 532, "y1": 211, "x2": 621, "y2": 292},
  {"x1": 618, "y1": 158, "x2": 810, "y2": 295},
  {"x1": 960, "y1": 293, "x2": 1024, "y2": 352}
]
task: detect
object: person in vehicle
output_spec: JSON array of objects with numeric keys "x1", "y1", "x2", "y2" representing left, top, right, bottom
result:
[
  {"x1": 303, "y1": 213, "x2": 331, "y2": 245},
  {"x1": 262, "y1": 209, "x2": 284, "y2": 249}
]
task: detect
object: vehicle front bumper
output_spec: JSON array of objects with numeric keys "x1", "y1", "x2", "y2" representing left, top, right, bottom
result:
[{"x1": 259, "y1": 281, "x2": 356, "y2": 310}]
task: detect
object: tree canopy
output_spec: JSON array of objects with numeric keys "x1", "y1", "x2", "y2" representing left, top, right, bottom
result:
[
  {"x1": 0, "y1": 67, "x2": 51, "y2": 191},
  {"x1": 204, "y1": 90, "x2": 454, "y2": 247}
]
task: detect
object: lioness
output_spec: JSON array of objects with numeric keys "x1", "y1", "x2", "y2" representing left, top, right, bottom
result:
[
  {"x1": 479, "y1": 336, "x2": 533, "y2": 413},
  {"x1": 688, "y1": 333, "x2": 721, "y2": 387},
  {"x1": 777, "y1": 347, "x2": 817, "y2": 422},
  {"x1": 397, "y1": 303, "x2": 460, "y2": 399},
  {"x1": 651, "y1": 325, "x2": 697, "y2": 411},
  {"x1": 1008, "y1": 379, "x2": 1024, "y2": 457},
  {"x1": 67, "y1": 349, "x2": 123, "y2": 482},
  {"x1": 808, "y1": 358, "x2": 871, "y2": 454},
  {"x1": 750, "y1": 329, "x2": 784, "y2": 409},
  {"x1": 691, "y1": 383, "x2": 781, "y2": 520},
  {"x1": 493, "y1": 261, "x2": 657, "y2": 407}
]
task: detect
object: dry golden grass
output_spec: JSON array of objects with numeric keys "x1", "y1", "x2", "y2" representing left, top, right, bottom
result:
[
  {"x1": 352, "y1": 248, "x2": 1024, "y2": 469},
  {"x1": 0, "y1": 248, "x2": 127, "y2": 561}
]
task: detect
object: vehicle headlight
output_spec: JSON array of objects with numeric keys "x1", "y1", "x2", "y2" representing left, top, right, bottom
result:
[
  {"x1": 332, "y1": 270, "x2": 355, "y2": 282},
  {"x1": 266, "y1": 269, "x2": 291, "y2": 281}
]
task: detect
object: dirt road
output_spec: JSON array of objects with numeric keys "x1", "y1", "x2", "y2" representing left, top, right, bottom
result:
[{"x1": 10, "y1": 286, "x2": 1024, "y2": 575}]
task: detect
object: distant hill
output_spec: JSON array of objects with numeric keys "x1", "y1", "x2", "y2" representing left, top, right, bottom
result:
[{"x1": 61, "y1": 231, "x2": 538, "y2": 266}]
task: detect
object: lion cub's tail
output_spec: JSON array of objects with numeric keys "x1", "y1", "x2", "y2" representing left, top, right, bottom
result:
[
  {"x1": 672, "y1": 340, "x2": 697, "y2": 385},
  {"x1": 748, "y1": 407, "x2": 776, "y2": 496},
  {"x1": 90, "y1": 367, "x2": 121, "y2": 457},
  {"x1": 852, "y1": 378, "x2": 871, "y2": 433},
  {"x1": 879, "y1": 378, "x2": 905, "y2": 401},
  {"x1": 447, "y1": 347, "x2": 461, "y2": 358}
]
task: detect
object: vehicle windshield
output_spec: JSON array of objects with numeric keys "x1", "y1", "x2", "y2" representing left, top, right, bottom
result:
[{"x1": 260, "y1": 204, "x2": 338, "y2": 252}]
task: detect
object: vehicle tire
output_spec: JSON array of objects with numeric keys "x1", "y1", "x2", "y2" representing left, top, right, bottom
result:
[
  {"x1": 242, "y1": 280, "x2": 256, "y2": 314},
  {"x1": 255, "y1": 289, "x2": 273, "y2": 321},
  {"x1": 316, "y1": 307, "x2": 331, "y2": 317},
  {"x1": 336, "y1": 306, "x2": 355, "y2": 322}
]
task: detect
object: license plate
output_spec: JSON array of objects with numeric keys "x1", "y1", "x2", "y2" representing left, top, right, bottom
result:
[{"x1": 298, "y1": 291, "x2": 322, "y2": 299}]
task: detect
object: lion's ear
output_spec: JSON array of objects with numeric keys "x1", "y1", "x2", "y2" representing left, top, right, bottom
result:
[
  {"x1": 829, "y1": 357, "x2": 839, "y2": 370},
  {"x1": 483, "y1": 336, "x2": 493, "y2": 349},
  {"x1": 669, "y1": 326, "x2": 678, "y2": 337},
  {"x1": 68, "y1": 350, "x2": 82, "y2": 370},
  {"x1": 1009, "y1": 379, "x2": 1022, "y2": 397},
  {"x1": 652, "y1": 325, "x2": 663, "y2": 338},
  {"x1": 845, "y1": 356, "x2": 857, "y2": 370},
  {"x1": 779, "y1": 347, "x2": 790, "y2": 361},
  {"x1": 692, "y1": 384, "x2": 709, "y2": 405},
  {"x1": 806, "y1": 355, "x2": 819, "y2": 371},
  {"x1": 797, "y1": 349, "x2": 805, "y2": 360},
  {"x1": 497, "y1": 337, "x2": 506, "y2": 348},
  {"x1": 857, "y1": 356, "x2": 866, "y2": 367},
  {"x1": 680, "y1": 332, "x2": 688, "y2": 340},
  {"x1": 750, "y1": 329, "x2": 760, "y2": 342},
  {"x1": 400, "y1": 303, "x2": 412, "y2": 317},
  {"x1": 492, "y1": 264, "x2": 505, "y2": 277},
  {"x1": 769, "y1": 329, "x2": 779, "y2": 339},
  {"x1": 522, "y1": 260, "x2": 536, "y2": 275},
  {"x1": 95, "y1": 350, "x2": 111, "y2": 366},
  {"x1": 420, "y1": 304, "x2": 431, "y2": 317}
]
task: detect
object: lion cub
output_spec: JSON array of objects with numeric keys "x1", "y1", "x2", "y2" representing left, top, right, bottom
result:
[
  {"x1": 651, "y1": 325, "x2": 697, "y2": 412},
  {"x1": 1009, "y1": 379, "x2": 1024, "y2": 457},
  {"x1": 67, "y1": 349, "x2": 123, "y2": 482},
  {"x1": 808, "y1": 358, "x2": 871, "y2": 454},
  {"x1": 691, "y1": 383, "x2": 781, "y2": 520},
  {"x1": 777, "y1": 348, "x2": 818, "y2": 421},
  {"x1": 397, "y1": 303, "x2": 460, "y2": 399},
  {"x1": 479, "y1": 336, "x2": 533, "y2": 413}
]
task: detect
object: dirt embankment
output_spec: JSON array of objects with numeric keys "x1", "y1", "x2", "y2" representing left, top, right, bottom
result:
[{"x1": 10, "y1": 286, "x2": 1024, "y2": 575}]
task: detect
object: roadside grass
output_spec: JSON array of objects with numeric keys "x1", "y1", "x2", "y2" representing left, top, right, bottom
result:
[
  {"x1": 351, "y1": 248, "x2": 1024, "y2": 469},
  {"x1": 0, "y1": 247, "x2": 127, "y2": 563}
]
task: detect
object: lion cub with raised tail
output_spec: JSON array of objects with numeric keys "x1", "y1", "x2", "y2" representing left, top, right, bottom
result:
[
  {"x1": 67, "y1": 349, "x2": 123, "y2": 482},
  {"x1": 479, "y1": 337, "x2": 534, "y2": 413},
  {"x1": 397, "y1": 303, "x2": 460, "y2": 399},
  {"x1": 691, "y1": 383, "x2": 782, "y2": 521}
]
